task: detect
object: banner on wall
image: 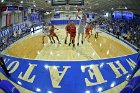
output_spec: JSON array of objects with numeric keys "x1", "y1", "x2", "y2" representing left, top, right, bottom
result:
[
  {"x1": 0, "y1": 53, "x2": 139, "y2": 93},
  {"x1": 54, "y1": 13, "x2": 60, "y2": 18},
  {"x1": 113, "y1": 11, "x2": 133, "y2": 20}
]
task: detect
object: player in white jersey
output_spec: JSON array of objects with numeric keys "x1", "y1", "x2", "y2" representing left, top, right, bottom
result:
[
  {"x1": 42, "y1": 23, "x2": 53, "y2": 44},
  {"x1": 77, "y1": 14, "x2": 87, "y2": 46}
]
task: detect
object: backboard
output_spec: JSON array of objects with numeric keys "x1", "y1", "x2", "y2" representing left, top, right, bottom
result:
[{"x1": 51, "y1": 0, "x2": 84, "y2": 6}]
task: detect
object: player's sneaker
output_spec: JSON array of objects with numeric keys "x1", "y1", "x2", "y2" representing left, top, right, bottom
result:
[
  {"x1": 64, "y1": 40, "x2": 67, "y2": 44},
  {"x1": 69, "y1": 43, "x2": 71, "y2": 46},
  {"x1": 73, "y1": 44, "x2": 75, "y2": 47}
]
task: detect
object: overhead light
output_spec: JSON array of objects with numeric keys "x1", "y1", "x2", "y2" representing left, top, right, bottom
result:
[
  {"x1": 111, "y1": 8, "x2": 114, "y2": 10},
  {"x1": 125, "y1": 6, "x2": 127, "y2": 9},
  {"x1": 1, "y1": 0, "x2": 4, "y2": 2},
  {"x1": 20, "y1": 1, "x2": 23, "y2": 3},
  {"x1": 34, "y1": 5, "x2": 36, "y2": 7},
  {"x1": 48, "y1": 1, "x2": 51, "y2": 3}
]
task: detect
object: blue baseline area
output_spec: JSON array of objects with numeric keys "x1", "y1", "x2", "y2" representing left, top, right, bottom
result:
[
  {"x1": 0, "y1": 53, "x2": 139, "y2": 93},
  {"x1": 51, "y1": 20, "x2": 80, "y2": 25}
]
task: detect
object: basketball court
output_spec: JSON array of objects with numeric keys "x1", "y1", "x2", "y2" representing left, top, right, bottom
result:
[
  {"x1": 0, "y1": 0, "x2": 140, "y2": 93},
  {"x1": 2, "y1": 25, "x2": 136, "y2": 60}
]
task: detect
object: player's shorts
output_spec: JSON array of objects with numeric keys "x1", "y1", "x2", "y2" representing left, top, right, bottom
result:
[
  {"x1": 50, "y1": 32, "x2": 57, "y2": 37},
  {"x1": 78, "y1": 27, "x2": 84, "y2": 34},
  {"x1": 66, "y1": 30, "x2": 71, "y2": 34},
  {"x1": 70, "y1": 32, "x2": 76, "y2": 38},
  {"x1": 43, "y1": 32, "x2": 50, "y2": 36},
  {"x1": 86, "y1": 31, "x2": 90, "y2": 36}
]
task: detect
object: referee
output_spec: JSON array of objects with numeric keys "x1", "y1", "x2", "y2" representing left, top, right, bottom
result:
[{"x1": 0, "y1": 53, "x2": 10, "y2": 77}]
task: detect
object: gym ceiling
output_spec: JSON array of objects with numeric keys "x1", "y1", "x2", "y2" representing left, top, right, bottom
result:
[{"x1": 1, "y1": 0, "x2": 140, "y2": 14}]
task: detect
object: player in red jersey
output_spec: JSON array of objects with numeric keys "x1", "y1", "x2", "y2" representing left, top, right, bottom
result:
[
  {"x1": 49, "y1": 25, "x2": 61, "y2": 44},
  {"x1": 64, "y1": 17, "x2": 71, "y2": 44},
  {"x1": 85, "y1": 23, "x2": 92, "y2": 41},
  {"x1": 69, "y1": 22, "x2": 76, "y2": 47}
]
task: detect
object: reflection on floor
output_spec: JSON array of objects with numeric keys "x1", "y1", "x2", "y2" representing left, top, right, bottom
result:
[{"x1": 3, "y1": 25, "x2": 136, "y2": 60}]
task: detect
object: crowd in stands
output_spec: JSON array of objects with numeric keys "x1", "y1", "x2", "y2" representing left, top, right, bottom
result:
[{"x1": 96, "y1": 18, "x2": 140, "y2": 49}]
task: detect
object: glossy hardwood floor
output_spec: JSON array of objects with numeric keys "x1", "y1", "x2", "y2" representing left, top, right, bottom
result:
[{"x1": 2, "y1": 25, "x2": 136, "y2": 60}]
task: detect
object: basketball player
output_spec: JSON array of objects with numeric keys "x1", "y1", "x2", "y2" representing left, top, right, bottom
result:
[
  {"x1": 64, "y1": 17, "x2": 71, "y2": 44},
  {"x1": 49, "y1": 25, "x2": 61, "y2": 44},
  {"x1": 85, "y1": 23, "x2": 92, "y2": 41},
  {"x1": 69, "y1": 21, "x2": 76, "y2": 47},
  {"x1": 95, "y1": 24, "x2": 99, "y2": 38},
  {"x1": 77, "y1": 13, "x2": 87, "y2": 46},
  {"x1": 42, "y1": 23, "x2": 53, "y2": 44}
]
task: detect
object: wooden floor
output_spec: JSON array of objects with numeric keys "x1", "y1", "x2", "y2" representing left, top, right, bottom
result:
[{"x1": 2, "y1": 25, "x2": 136, "y2": 60}]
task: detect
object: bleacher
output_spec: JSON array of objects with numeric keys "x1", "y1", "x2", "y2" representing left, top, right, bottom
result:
[
  {"x1": 96, "y1": 18, "x2": 140, "y2": 49},
  {"x1": 0, "y1": 22, "x2": 43, "y2": 51}
]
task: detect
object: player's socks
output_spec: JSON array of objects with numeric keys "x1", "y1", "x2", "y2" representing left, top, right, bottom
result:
[
  {"x1": 51, "y1": 41, "x2": 53, "y2": 44},
  {"x1": 81, "y1": 40, "x2": 83, "y2": 44},
  {"x1": 72, "y1": 40, "x2": 74, "y2": 44},
  {"x1": 64, "y1": 40, "x2": 67, "y2": 44},
  {"x1": 77, "y1": 43, "x2": 79, "y2": 46}
]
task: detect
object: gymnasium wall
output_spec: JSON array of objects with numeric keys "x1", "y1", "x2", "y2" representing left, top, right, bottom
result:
[{"x1": 0, "y1": 11, "x2": 24, "y2": 27}]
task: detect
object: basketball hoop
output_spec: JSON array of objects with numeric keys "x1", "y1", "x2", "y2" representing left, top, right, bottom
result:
[{"x1": 65, "y1": 4, "x2": 70, "y2": 11}]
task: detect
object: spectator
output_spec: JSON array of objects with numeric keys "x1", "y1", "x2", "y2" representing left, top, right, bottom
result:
[{"x1": 0, "y1": 53, "x2": 10, "y2": 77}]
